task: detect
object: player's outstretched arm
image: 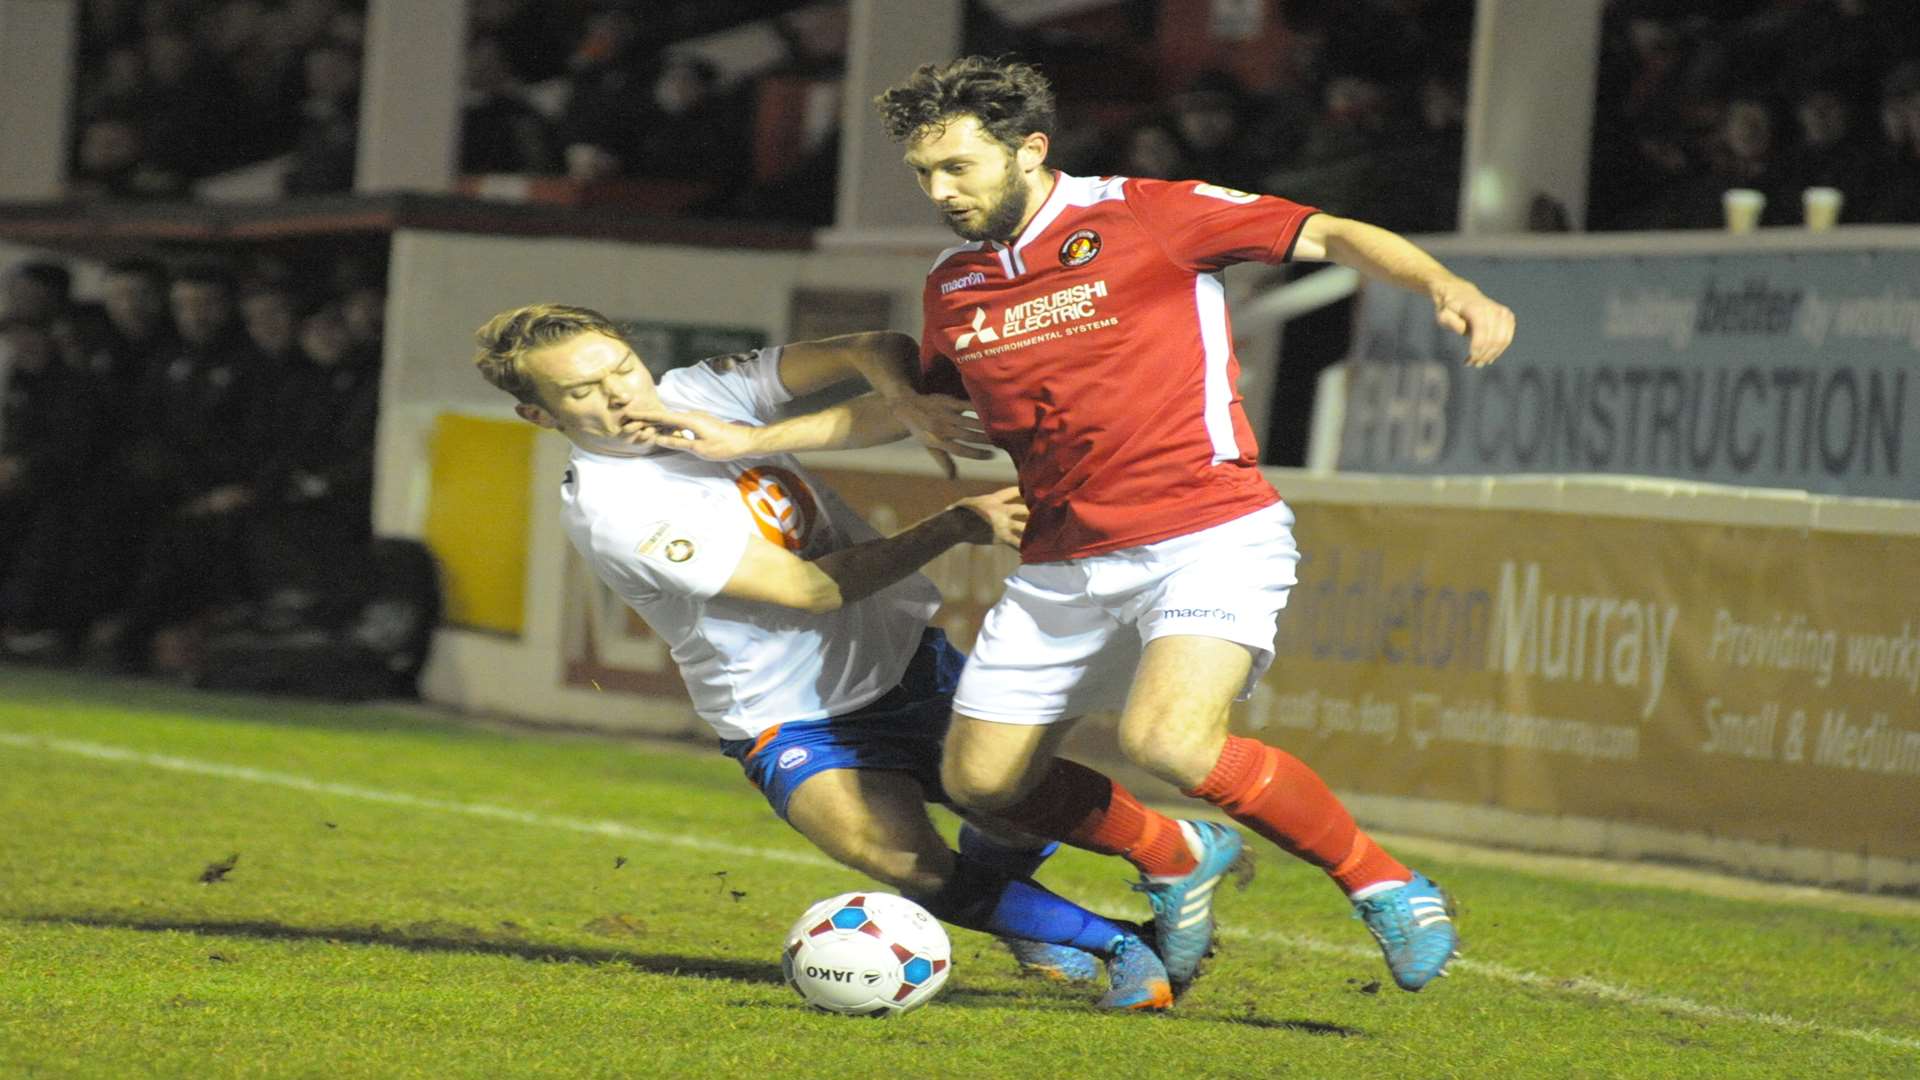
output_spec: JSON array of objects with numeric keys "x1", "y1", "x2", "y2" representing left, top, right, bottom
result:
[
  {"x1": 1292, "y1": 213, "x2": 1517, "y2": 367},
  {"x1": 774, "y1": 329, "x2": 995, "y2": 478},
  {"x1": 626, "y1": 392, "x2": 990, "y2": 463},
  {"x1": 774, "y1": 330, "x2": 921, "y2": 400},
  {"x1": 717, "y1": 487, "x2": 1025, "y2": 613}
]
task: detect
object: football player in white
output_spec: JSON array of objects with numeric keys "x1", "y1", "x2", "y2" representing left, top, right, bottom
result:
[{"x1": 472, "y1": 303, "x2": 1246, "y2": 1010}]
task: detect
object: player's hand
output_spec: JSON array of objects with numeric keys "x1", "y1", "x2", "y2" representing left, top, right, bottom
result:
[
  {"x1": 620, "y1": 407, "x2": 756, "y2": 460},
  {"x1": 951, "y1": 486, "x2": 1027, "y2": 548},
  {"x1": 888, "y1": 393, "x2": 993, "y2": 480},
  {"x1": 1432, "y1": 280, "x2": 1516, "y2": 367}
]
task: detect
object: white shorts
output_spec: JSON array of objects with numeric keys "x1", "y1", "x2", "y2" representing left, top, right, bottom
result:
[{"x1": 953, "y1": 502, "x2": 1299, "y2": 726}]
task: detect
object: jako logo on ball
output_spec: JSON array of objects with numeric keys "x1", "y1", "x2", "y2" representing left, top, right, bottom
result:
[{"x1": 781, "y1": 892, "x2": 951, "y2": 1017}]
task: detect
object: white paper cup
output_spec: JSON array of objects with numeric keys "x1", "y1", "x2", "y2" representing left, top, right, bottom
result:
[
  {"x1": 1723, "y1": 188, "x2": 1766, "y2": 233},
  {"x1": 1802, "y1": 186, "x2": 1843, "y2": 230}
]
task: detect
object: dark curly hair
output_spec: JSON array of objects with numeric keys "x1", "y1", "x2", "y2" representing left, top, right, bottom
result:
[{"x1": 873, "y1": 55, "x2": 1057, "y2": 150}]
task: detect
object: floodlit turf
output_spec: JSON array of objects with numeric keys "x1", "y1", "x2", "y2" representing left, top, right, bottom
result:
[{"x1": 1, "y1": 667, "x2": 1916, "y2": 1079}]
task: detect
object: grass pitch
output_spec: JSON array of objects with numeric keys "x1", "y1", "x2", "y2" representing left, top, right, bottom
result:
[{"x1": 1, "y1": 667, "x2": 1915, "y2": 1079}]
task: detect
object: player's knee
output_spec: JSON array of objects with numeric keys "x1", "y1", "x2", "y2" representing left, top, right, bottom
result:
[
  {"x1": 939, "y1": 755, "x2": 1027, "y2": 813},
  {"x1": 1118, "y1": 710, "x2": 1225, "y2": 789}
]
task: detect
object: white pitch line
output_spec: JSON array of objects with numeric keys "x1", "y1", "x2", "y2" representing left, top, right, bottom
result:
[
  {"x1": 4, "y1": 729, "x2": 1917, "y2": 1054},
  {"x1": 1222, "y1": 927, "x2": 1920, "y2": 1052},
  {"x1": 0, "y1": 730, "x2": 834, "y2": 869}
]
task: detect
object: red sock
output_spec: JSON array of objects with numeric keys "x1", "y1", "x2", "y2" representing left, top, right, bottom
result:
[
  {"x1": 1185, "y1": 735, "x2": 1408, "y2": 895},
  {"x1": 994, "y1": 758, "x2": 1199, "y2": 878}
]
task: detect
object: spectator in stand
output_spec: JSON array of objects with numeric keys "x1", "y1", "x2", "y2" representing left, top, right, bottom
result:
[
  {"x1": 199, "y1": 0, "x2": 295, "y2": 164},
  {"x1": 243, "y1": 299, "x2": 379, "y2": 628},
  {"x1": 0, "y1": 317, "x2": 108, "y2": 661},
  {"x1": 219, "y1": 0, "x2": 332, "y2": 159},
  {"x1": 462, "y1": 33, "x2": 559, "y2": 175},
  {"x1": 471, "y1": 0, "x2": 581, "y2": 84},
  {"x1": 239, "y1": 275, "x2": 303, "y2": 369},
  {"x1": 97, "y1": 263, "x2": 265, "y2": 668},
  {"x1": 3, "y1": 262, "x2": 72, "y2": 329},
  {"x1": 1375, "y1": 68, "x2": 1466, "y2": 233},
  {"x1": 1117, "y1": 116, "x2": 1192, "y2": 181},
  {"x1": 137, "y1": 25, "x2": 236, "y2": 180},
  {"x1": 1588, "y1": 9, "x2": 1700, "y2": 230},
  {"x1": 71, "y1": 113, "x2": 190, "y2": 200},
  {"x1": 1649, "y1": 91, "x2": 1794, "y2": 229},
  {"x1": 1262, "y1": 72, "x2": 1402, "y2": 223},
  {"x1": 1163, "y1": 71, "x2": 1263, "y2": 193},
  {"x1": 558, "y1": 4, "x2": 659, "y2": 182},
  {"x1": 1860, "y1": 60, "x2": 1920, "y2": 223},
  {"x1": 74, "y1": 41, "x2": 146, "y2": 121},
  {"x1": 71, "y1": 257, "x2": 174, "y2": 387},
  {"x1": 339, "y1": 278, "x2": 385, "y2": 363},
  {"x1": 626, "y1": 55, "x2": 751, "y2": 186},
  {"x1": 283, "y1": 38, "x2": 362, "y2": 195},
  {"x1": 1777, "y1": 72, "x2": 1880, "y2": 203}
]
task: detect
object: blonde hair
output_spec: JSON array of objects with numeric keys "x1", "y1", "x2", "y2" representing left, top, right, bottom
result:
[{"x1": 472, "y1": 303, "x2": 625, "y2": 405}]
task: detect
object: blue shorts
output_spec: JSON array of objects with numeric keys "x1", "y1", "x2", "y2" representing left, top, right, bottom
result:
[{"x1": 719, "y1": 628, "x2": 963, "y2": 821}]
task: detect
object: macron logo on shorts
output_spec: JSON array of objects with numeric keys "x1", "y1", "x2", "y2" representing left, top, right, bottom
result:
[{"x1": 1157, "y1": 607, "x2": 1237, "y2": 622}]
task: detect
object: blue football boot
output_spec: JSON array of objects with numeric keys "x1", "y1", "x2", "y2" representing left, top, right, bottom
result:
[
  {"x1": 1352, "y1": 871, "x2": 1461, "y2": 991},
  {"x1": 1130, "y1": 820, "x2": 1248, "y2": 992},
  {"x1": 1095, "y1": 930, "x2": 1174, "y2": 1011},
  {"x1": 998, "y1": 937, "x2": 1101, "y2": 983}
]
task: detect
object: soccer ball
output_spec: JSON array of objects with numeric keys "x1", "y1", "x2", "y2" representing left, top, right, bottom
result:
[{"x1": 781, "y1": 892, "x2": 951, "y2": 1017}]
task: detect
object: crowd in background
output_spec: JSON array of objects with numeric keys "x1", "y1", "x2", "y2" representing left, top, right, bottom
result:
[
  {"x1": 0, "y1": 251, "x2": 385, "y2": 675},
  {"x1": 1045, "y1": 0, "x2": 1473, "y2": 235},
  {"x1": 71, "y1": 0, "x2": 369, "y2": 198},
  {"x1": 63, "y1": 0, "x2": 1920, "y2": 231},
  {"x1": 67, "y1": 0, "x2": 844, "y2": 218},
  {"x1": 1590, "y1": 0, "x2": 1920, "y2": 229}
]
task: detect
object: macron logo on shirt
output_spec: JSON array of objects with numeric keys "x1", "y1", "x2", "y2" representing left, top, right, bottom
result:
[{"x1": 940, "y1": 271, "x2": 987, "y2": 295}]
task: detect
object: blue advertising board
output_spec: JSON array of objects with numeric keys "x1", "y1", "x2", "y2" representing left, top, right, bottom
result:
[{"x1": 1336, "y1": 249, "x2": 1920, "y2": 499}]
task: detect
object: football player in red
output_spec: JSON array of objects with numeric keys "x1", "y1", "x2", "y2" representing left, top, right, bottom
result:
[{"x1": 876, "y1": 55, "x2": 1516, "y2": 992}]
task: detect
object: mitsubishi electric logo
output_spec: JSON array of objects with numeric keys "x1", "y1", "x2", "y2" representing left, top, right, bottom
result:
[
  {"x1": 948, "y1": 281, "x2": 1117, "y2": 357},
  {"x1": 953, "y1": 307, "x2": 1000, "y2": 349}
]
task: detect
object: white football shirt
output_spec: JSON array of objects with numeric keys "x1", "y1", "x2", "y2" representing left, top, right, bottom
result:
[{"x1": 558, "y1": 348, "x2": 942, "y2": 740}]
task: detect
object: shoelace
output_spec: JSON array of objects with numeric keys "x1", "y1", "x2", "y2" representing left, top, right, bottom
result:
[{"x1": 1354, "y1": 890, "x2": 1412, "y2": 948}]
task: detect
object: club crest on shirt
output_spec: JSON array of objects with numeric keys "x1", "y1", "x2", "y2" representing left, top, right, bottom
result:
[
  {"x1": 636, "y1": 520, "x2": 698, "y2": 564},
  {"x1": 1059, "y1": 228, "x2": 1101, "y2": 267},
  {"x1": 735, "y1": 465, "x2": 819, "y2": 553}
]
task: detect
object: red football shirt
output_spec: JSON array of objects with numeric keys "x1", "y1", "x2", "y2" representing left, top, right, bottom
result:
[{"x1": 919, "y1": 172, "x2": 1318, "y2": 563}]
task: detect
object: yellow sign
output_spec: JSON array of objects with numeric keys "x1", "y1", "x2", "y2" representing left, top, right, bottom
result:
[{"x1": 425, "y1": 414, "x2": 535, "y2": 635}]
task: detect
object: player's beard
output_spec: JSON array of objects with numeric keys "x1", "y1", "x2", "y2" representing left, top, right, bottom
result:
[{"x1": 947, "y1": 165, "x2": 1031, "y2": 242}]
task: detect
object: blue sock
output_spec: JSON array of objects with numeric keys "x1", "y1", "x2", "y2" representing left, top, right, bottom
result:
[
  {"x1": 915, "y1": 853, "x2": 1129, "y2": 958},
  {"x1": 957, "y1": 821, "x2": 1059, "y2": 879}
]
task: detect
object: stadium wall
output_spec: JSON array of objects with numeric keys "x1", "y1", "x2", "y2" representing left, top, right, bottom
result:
[{"x1": 378, "y1": 227, "x2": 1920, "y2": 892}]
